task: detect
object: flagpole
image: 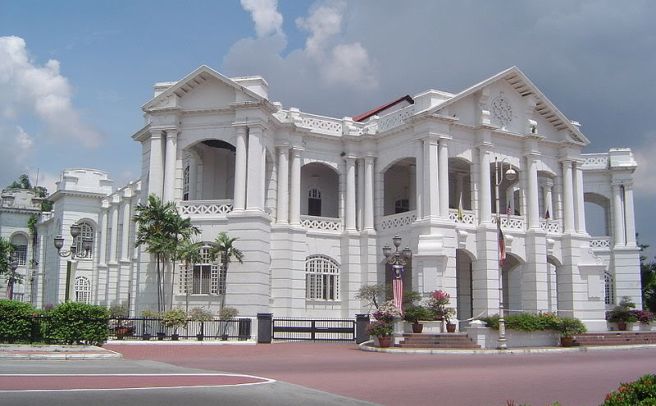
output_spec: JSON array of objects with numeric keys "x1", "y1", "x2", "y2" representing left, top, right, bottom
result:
[{"x1": 494, "y1": 157, "x2": 517, "y2": 350}]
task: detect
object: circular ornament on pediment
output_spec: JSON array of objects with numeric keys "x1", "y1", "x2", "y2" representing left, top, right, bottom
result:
[{"x1": 491, "y1": 92, "x2": 513, "y2": 128}]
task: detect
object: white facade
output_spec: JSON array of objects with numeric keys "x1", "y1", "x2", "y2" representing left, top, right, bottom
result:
[{"x1": 25, "y1": 65, "x2": 640, "y2": 330}]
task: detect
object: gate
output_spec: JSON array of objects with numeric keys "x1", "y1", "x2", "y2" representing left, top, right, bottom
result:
[{"x1": 271, "y1": 318, "x2": 355, "y2": 341}]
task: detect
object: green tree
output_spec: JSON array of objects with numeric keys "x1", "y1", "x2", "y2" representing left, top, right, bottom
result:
[
  {"x1": 639, "y1": 241, "x2": 656, "y2": 312},
  {"x1": 7, "y1": 174, "x2": 32, "y2": 190},
  {"x1": 134, "y1": 194, "x2": 178, "y2": 313},
  {"x1": 211, "y1": 232, "x2": 244, "y2": 312},
  {"x1": 166, "y1": 214, "x2": 199, "y2": 310}
]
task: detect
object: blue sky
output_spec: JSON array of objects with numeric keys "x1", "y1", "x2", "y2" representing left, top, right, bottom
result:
[{"x1": 1, "y1": 0, "x2": 656, "y2": 253}]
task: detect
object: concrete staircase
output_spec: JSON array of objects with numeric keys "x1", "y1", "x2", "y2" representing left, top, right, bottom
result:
[
  {"x1": 398, "y1": 333, "x2": 481, "y2": 349},
  {"x1": 574, "y1": 331, "x2": 656, "y2": 346}
]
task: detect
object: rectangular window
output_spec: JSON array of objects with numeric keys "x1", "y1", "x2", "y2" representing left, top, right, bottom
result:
[
  {"x1": 14, "y1": 245, "x2": 27, "y2": 266},
  {"x1": 308, "y1": 198, "x2": 322, "y2": 216},
  {"x1": 192, "y1": 265, "x2": 212, "y2": 294}
]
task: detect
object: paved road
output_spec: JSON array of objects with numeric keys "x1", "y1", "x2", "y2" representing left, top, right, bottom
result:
[
  {"x1": 107, "y1": 342, "x2": 656, "y2": 406},
  {"x1": 0, "y1": 359, "x2": 375, "y2": 406}
]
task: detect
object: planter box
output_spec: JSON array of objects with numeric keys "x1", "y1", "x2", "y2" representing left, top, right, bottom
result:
[{"x1": 467, "y1": 326, "x2": 559, "y2": 349}]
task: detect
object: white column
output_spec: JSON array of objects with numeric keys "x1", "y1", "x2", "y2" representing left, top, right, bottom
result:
[
  {"x1": 574, "y1": 163, "x2": 586, "y2": 233},
  {"x1": 289, "y1": 148, "x2": 302, "y2": 225},
  {"x1": 408, "y1": 164, "x2": 416, "y2": 211},
  {"x1": 109, "y1": 202, "x2": 119, "y2": 263},
  {"x1": 624, "y1": 183, "x2": 636, "y2": 247},
  {"x1": 364, "y1": 156, "x2": 375, "y2": 230},
  {"x1": 246, "y1": 127, "x2": 265, "y2": 210},
  {"x1": 543, "y1": 178, "x2": 553, "y2": 218},
  {"x1": 163, "y1": 129, "x2": 177, "y2": 202},
  {"x1": 98, "y1": 203, "x2": 109, "y2": 266},
  {"x1": 357, "y1": 159, "x2": 365, "y2": 230},
  {"x1": 415, "y1": 140, "x2": 423, "y2": 219},
  {"x1": 233, "y1": 126, "x2": 248, "y2": 211},
  {"x1": 612, "y1": 184, "x2": 626, "y2": 247},
  {"x1": 120, "y1": 198, "x2": 131, "y2": 262},
  {"x1": 439, "y1": 139, "x2": 449, "y2": 218},
  {"x1": 188, "y1": 153, "x2": 197, "y2": 200},
  {"x1": 423, "y1": 137, "x2": 440, "y2": 218},
  {"x1": 148, "y1": 130, "x2": 164, "y2": 197},
  {"x1": 479, "y1": 145, "x2": 491, "y2": 223},
  {"x1": 562, "y1": 160, "x2": 575, "y2": 233},
  {"x1": 527, "y1": 155, "x2": 540, "y2": 229},
  {"x1": 345, "y1": 157, "x2": 356, "y2": 230},
  {"x1": 276, "y1": 146, "x2": 289, "y2": 224}
]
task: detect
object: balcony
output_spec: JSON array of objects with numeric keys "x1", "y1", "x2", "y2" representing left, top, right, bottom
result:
[
  {"x1": 178, "y1": 199, "x2": 233, "y2": 218},
  {"x1": 378, "y1": 210, "x2": 417, "y2": 231},
  {"x1": 300, "y1": 215, "x2": 343, "y2": 233},
  {"x1": 448, "y1": 208, "x2": 476, "y2": 225},
  {"x1": 492, "y1": 214, "x2": 526, "y2": 231},
  {"x1": 590, "y1": 236, "x2": 612, "y2": 250},
  {"x1": 540, "y1": 218, "x2": 562, "y2": 234}
]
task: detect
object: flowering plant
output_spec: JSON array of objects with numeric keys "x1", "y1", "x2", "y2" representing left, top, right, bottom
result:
[
  {"x1": 427, "y1": 290, "x2": 451, "y2": 320},
  {"x1": 631, "y1": 309, "x2": 655, "y2": 324},
  {"x1": 366, "y1": 320, "x2": 393, "y2": 337},
  {"x1": 372, "y1": 300, "x2": 402, "y2": 323}
]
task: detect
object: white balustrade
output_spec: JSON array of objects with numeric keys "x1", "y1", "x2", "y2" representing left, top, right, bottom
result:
[
  {"x1": 448, "y1": 208, "x2": 476, "y2": 225},
  {"x1": 299, "y1": 113, "x2": 343, "y2": 136},
  {"x1": 590, "y1": 236, "x2": 611, "y2": 249},
  {"x1": 178, "y1": 200, "x2": 233, "y2": 217},
  {"x1": 378, "y1": 210, "x2": 417, "y2": 231},
  {"x1": 300, "y1": 215, "x2": 343, "y2": 232},
  {"x1": 539, "y1": 219, "x2": 562, "y2": 234},
  {"x1": 581, "y1": 153, "x2": 609, "y2": 170},
  {"x1": 492, "y1": 214, "x2": 525, "y2": 231},
  {"x1": 378, "y1": 105, "x2": 416, "y2": 132}
]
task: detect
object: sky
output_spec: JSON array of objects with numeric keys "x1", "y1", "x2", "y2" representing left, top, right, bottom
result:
[{"x1": 0, "y1": 0, "x2": 655, "y2": 253}]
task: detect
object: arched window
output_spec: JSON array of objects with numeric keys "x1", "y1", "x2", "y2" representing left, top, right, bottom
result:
[
  {"x1": 308, "y1": 188, "x2": 322, "y2": 216},
  {"x1": 605, "y1": 271, "x2": 615, "y2": 306},
  {"x1": 305, "y1": 255, "x2": 340, "y2": 300},
  {"x1": 74, "y1": 276, "x2": 91, "y2": 304},
  {"x1": 11, "y1": 234, "x2": 28, "y2": 266},
  {"x1": 179, "y1": 245, "x2": 222, "y2": 295},
  {"x1": 74, "y1": 222, "x2": 94, "y2": 258}
]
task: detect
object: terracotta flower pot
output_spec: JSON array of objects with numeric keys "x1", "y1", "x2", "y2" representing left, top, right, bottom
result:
[
  {"x1": 412, "y1": 323, "x2": 424, "y2": 333},
  {"x1": 560, "y1": 336, "x2": 575, "y2": 347},
  {"x1": 617, "y1": 321, "x2": 627, "y2": 331},
  {"x1": 377, "y1": 335, "x2": 392, "y2": 348},
  {"x1": 446, "y1": 323, "x2": 456, "y2": 333}
]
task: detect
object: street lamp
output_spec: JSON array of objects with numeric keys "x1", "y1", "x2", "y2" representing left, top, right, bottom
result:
[
  {"x1": 382, "y1": 234, "x2": 413, "y2": 309},
  {"x1": 6, "y1": 254, "x2": 19, "y2": 300},
  {"x1": 54, "y1": 224, "x2": 92, "y2": 301},
  {"x1": 494, "y1": 157, "x2": 517, "y2": 350}
]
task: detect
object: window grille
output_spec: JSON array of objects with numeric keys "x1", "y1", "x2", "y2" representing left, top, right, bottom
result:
[
  {"x1": 75, "y1": 276, "x2": 91, "y2": 304},
  {"x1": 605, "y1": 271, "x2": 615, "y2": 306},
  {"x1": 305, "y1": 255, "x2": 340, "y2": 300},
  {"x1": 183, "y1": 164, "x2": 190, "y2": 201},
  {"x1": 179, "y1": 245, "x2": 224, "y2": 295},
  {"x1": 73, "y1": 222, "x2": 94, "y2": 258}
]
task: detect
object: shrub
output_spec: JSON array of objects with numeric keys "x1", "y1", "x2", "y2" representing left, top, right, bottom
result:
[
  {"x1": 427, "y1": 290, "x2": 451, "y2": 319},
  {"x1": 0, "y1": 299, "x2": 34, "y2": 343},
  {"x1": 632, "y1": 310, "x2": 655, "y2": 324},
  {"x1": 162, "y1": 309, "x2": 187, "y2": 333},
  {"x1": 603, "y1": 374, "x2": 656, "y2": 405},
  {"x1": 189, "y1": 307, "x2": 213, "y2": 322},
  {"x1": 557, "y1": 317, "x2": 587, "y2": 337},
  {"x1": 481, "y1": 313, "x2": 566, "y2": 332},
  {"x1": 366, "y1": 320, "x2": 393, "y2": 337},
  {"x1": 403, "y1": 305, "x2": 433, "y2": 324},
  {"x1": 109, "y1": 303, "x2": 129, "y2": 318},
  {"x1": 141, "y1": 309, "x2": 160, "y2": 319},
  {"x1": 218, "y1": 307, "x2": 239, "y2": 320},
  {"x1": 372, "y1": 300, "x2": 402, "y2": 323},
  {"x1": 607, "y1": 297, "x2": 638, "y2": 323},
  {"x1": 47, "y1": 302, "x2": 109, "y2": 345}
]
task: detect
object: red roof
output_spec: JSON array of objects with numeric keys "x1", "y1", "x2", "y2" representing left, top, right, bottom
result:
[{"x1": 352, "y1": 95, "x2": 414, "y2": 122}]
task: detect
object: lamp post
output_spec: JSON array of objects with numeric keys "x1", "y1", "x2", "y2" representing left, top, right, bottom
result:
[
  {"x1": 494, "y1": 157, "x2": 517, "y2": 350},
  {"x1": 6, "y1": 254, "x2": 19, "y2": 300},
  {"x1": 382, "y1": 235, "x2": 412, "y2": 310},
  {"x1": 54, "y1": 224, "x2": 92, "y2": 302}
]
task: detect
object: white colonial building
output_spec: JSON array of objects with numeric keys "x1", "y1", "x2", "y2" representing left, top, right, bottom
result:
[{"x1": 24, "y1": 65, "x2": 640, "y2": 330}]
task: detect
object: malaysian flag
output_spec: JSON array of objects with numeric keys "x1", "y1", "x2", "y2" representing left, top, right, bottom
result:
[
  {"x1": 506, "y1": 202, "x2": 512, "y2": 219},
  {"x1": 392, "y1": 264, "x2": 404, "y2": 313},
  {"x1": 498, "y1": 228, "x2": 506, "y2": 266},
  {"x1": 544, "y1": 209, "x2": 550, "y2": 220}
]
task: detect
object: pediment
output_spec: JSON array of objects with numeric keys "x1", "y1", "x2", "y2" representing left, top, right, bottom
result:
[
  {"x1": 422, "y1": 67, "x2": 589, "y2": 145},
  {"x1": 142, "y1": 65, "x2": 263, "y2": 112}
]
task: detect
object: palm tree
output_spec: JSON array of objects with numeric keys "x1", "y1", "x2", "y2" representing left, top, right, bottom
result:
[
  {"x1": 211, "y1": 232, "x2": 244, "y2": 311},
  {"x1": 167, "y1": 214, "x2": 199, "y2": 310},
  {"x1": 133, "y1": 194, "x2": 177, "y2": 313},
  {"x1": 175, "y1": 239, "x2": 203, "y2": 313}
]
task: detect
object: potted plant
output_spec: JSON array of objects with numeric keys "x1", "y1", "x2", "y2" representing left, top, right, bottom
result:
[
  {"x1": 218, "y1": 307, "x2": 239, "y2": 340},
  {"x1": 444, "y1": 308, "x2": 457, "y2": 333},
  {"x1": 366, "y1": 320, "x2": 393, "y2": 347},
  {"x1": 606, "y1": 297, "x2": 638, "y2": 331},
  {"x1": 162, "y1": 308, "x2": 187, "y2": 340},
  {"x1": 632, "y1": 309, "x2": 654, "y2": 330},
  {"x1": 140, "y1": 309, "x2": 160, "y2": 340},
  {"x1": 109, "y1": 303, "x2": 132, "y2": 340},
  {"x1": 189, "y1": 307, "x2": 213, "y2": 340},
  {"x1": 403, "y1": 304, "x2": 433, "y2": 333},
  {"x1": 557, "y1": 317, "x2": 586, "y2": 347}
]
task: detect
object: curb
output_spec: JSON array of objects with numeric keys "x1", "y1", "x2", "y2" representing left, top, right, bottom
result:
[
  {"x1": 0, "y1": 345, "x2": 123, "y2": 360},
  {"x1": 105, "y1": 340, "x2": 257, "y2": 346},
  {"x1": 358, "y1": 340, "x2": 656, "y2": 355}
]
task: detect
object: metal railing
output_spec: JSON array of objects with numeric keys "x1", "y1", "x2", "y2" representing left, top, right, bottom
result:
[
  {"x1": 108, "y1": 317, "x2": 252, "y2": 341},
  {"x1": 272, "y1": 318, "x2": 355, "y2": 341}
]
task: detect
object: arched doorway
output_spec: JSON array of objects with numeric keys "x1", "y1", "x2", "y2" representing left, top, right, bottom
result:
[
  {"x1": 300, "y1": 162, "x2": 339, "y2": 218},
  {"x1": 501, "y1": 254, "x2": 522, "y2": 315},
  {"x1": 456, "y1": 249, "x2": 474, "y2": 320},
  {"x1": 382, "y1": 158, "x2": 416, "y2": 215},
  {"x1": 546, "y1": 256, "x2": 561, "y2": 313}
]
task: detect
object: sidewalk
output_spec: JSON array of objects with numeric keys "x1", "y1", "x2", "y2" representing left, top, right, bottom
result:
[{"x1": 0, "y1": 344, "x2": 122, "y2": 360}]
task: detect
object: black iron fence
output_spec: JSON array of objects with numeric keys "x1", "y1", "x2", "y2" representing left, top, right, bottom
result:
[
  {"x1": 271, "y1": 318, "x2": 355, "y2": 341},
  {"x1": 109, "y1": 318, "x2": 252, "y2": 341}
]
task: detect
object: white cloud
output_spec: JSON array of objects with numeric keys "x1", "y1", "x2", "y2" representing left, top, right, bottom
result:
[
  {"x1": 0, "y1": 125, "x2": 35, "y2": 184},
  {"x1": 240, "y1": 0, "x2": 284, "y2": 38},
  {"x1": 0, "y1": 36, "x2": 102, "y2": 148},
  {"x1": 633, "y1": 136, "x2": 656, "y2": 196}
]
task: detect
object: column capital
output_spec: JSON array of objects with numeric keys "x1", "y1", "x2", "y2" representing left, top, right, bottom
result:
[{"x1": 291, "y1": 146, "x2": 304, "y2": 156}]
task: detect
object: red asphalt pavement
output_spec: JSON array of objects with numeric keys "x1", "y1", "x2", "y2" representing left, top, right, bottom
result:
[
  {"x1": 107, "y1": 342, "x2": 656, "y2": 406},
  {"x1": 0, "y1": 374, "x2": 269, "y2": 391}
]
